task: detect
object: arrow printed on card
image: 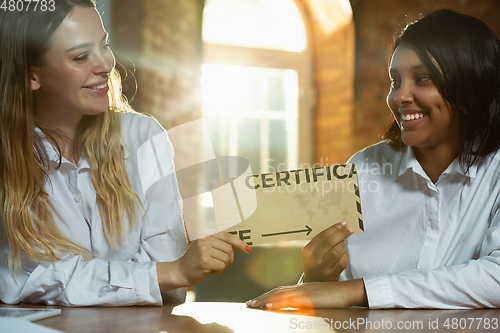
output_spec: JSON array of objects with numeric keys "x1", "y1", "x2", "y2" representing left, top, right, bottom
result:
[{"x1": 261, "y1": 225, "x2": 312, "y2": 238}]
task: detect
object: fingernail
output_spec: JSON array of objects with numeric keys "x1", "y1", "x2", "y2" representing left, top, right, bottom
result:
[
  {"x1": 246, "y1": 245, "x2": 252, "y2": 253},
  {"x1": 265, "y1": 303, "x2": 273, "y2": 309},
  {"x1": 348, "y1": 227, "x2": 354, "y2": 233},
  {"x1": 246, "y1": 300, "x2": 256, "y2": 306},
  {"x1": 341, "y1": 221, "x2": 347, "y2": 227}
]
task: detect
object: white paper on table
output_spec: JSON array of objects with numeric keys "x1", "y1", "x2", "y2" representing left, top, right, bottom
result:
[{"x1": 0, "y1": 317, "x2": 64, "y2": 333}]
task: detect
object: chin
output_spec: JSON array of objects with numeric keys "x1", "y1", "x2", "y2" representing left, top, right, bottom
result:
[
  {"x1": 85, "y1": 104, "x2": 110, "y2": 115},
  {"x1": 401, "y1": 135, "x2": 420, "y2": 148}
]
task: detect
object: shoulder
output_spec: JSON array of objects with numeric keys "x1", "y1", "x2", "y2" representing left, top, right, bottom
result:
[
  {"x1": 477, "y1": 149, "x2": 500, "y2": 184},
  {"x1": 120, "y1": 112, "x2": 165, "y2": 143},
  {"x1": 119, "y1": 112, "x2": 173, "y2": 162},
  {"x1": 348, "y1": 141, "x2": 402, "y2": 166},
  {"x1": 490, "y1": 149, "x2": 500, "y2": 165},
  {"x1": 476, "y1": 148, "x2": 500, "y2": 173}
]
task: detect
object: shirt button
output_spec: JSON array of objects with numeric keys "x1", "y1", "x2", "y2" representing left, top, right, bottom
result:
[{"x1": 74, "y1": 195, "x2": 82, "y2": 203}]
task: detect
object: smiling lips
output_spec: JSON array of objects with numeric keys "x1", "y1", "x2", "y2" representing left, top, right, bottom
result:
[
  {"x1": 83, "y1": 81, "x2": 109, "y2": 95},
  {"x1": 400, "y1": 111, "x2": 425, "y2": 128},
  {"x1": 85, "y1": 82, "x2": 107, "y2": 90},
  {"x1": 401, "y1": 112, "x2": 424, "y2": 121},
  {"x1": 88, "y1": 82, "x2": 107, "y2": 90}
]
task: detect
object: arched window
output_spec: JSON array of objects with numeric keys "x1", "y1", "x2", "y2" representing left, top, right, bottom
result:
[
  {"x1": 203, "y1": 0, "x2": 306, "y2": 52},
  {"x1": 196, "y1": 0, "x2": 355, "y2": 303},
  {"x1": 201, "y1": 0, "x2": 314, "y2": 175}
]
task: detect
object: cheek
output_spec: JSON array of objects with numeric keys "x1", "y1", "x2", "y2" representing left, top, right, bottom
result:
[
  {"x1": 386, "y1": 92, "x2": 398, "y2": 118},
  {"x1": 106, "y1": 51, "x2": 116, "y2": 70},
  {"x1": 52, "y1": 66, "x2": 86, "y2": 88},
  {"x1": 415, "y1": 89, "x2": 443, "y2": 109}
]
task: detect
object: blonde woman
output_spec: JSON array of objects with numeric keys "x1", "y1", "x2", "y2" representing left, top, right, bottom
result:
[{"x1": 0, "y1": 0, "x2": 250, "y2": 306}]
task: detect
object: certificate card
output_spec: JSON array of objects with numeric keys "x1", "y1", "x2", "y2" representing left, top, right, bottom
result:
[{"x1": 211, "y1": 163, "x2": 364, "y2": 246}]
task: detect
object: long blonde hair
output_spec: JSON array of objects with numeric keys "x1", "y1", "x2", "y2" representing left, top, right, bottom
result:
[{"x1": 0, "y1": 0, "x2": 141, "y2": 272}]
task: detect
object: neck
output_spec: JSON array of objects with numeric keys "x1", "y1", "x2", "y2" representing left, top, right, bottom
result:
[
  {"x1": 34, "y1": 104, "x2": 82, "y2": 164},
  {"x1": 413, "y1": 144, "x2": 460, "y2": 183}
]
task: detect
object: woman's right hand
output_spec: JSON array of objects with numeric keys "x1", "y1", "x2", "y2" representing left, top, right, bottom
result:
[
  {"x1": 301, "y1": 221, "x2": 353, "y2": 282},
  {"x1": 157, "y1": 232, "x2": 251, "y2": 291}
]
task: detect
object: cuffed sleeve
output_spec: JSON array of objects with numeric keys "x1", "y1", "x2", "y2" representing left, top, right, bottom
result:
[
  {"x1": 344, "y1": 143, "x2": 500, "y2": 309},
  {"x1": 0, "y1": 112, "x2": 189, "y2": 306},
  {"x1": 363, "y1": 275, "x2": 395, "y2": 309},
  {"x1": 0, "y1": 254, "x2": 162, "y2": 306}
]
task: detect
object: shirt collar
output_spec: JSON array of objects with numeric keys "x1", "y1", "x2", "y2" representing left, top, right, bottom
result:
[
  {"x1": 34, "y1": 127, "x2": 59, "y2": 162},
  {"x1": 34, "y1": 127, "x2": 90, "y2": 169},
  {"x1": 398, "y1": 145, "x2": 427, "y2": 179},
  {"x1": 398, "y1": 145, "x2": 477, "y2": 180}
]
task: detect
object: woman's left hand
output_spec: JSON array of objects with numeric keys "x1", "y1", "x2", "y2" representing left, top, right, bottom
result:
[{"x1": 245, "y1": 279, "x2": 368, "y2": 309}]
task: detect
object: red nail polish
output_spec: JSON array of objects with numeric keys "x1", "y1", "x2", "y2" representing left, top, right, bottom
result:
[{"x1": 246, "y1": 245, "x2": 252, "y2": 253}]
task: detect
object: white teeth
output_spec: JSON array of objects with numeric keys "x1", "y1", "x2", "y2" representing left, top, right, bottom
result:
[
  {"x1": 88, "y1": 83, "x2": 107, "y2": 89},
  {"x1": 402, "y1": 113, "x2": 423, "y2": 121}
]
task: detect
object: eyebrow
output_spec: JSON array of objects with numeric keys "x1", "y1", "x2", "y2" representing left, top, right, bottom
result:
[
  {"x1": 65, "y1": 33, "x2": 109, "y2": 52},
  {"x1": 389, "y1": 64, "x2": 428, "y2": 73}
]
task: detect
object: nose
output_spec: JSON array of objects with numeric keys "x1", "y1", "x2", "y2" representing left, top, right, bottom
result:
[
  {"x1": 93, "y1": 50, "x2": 115, "y2": 76},
  {"x1": 393, "y1": 81, "x2": 414, "y2": 105}
]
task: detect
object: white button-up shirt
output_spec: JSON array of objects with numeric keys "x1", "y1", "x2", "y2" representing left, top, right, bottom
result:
[
  {"x1": 342, "y1": 142, "x2": 500, "y2": 309},
  {"x1": 0, "y1": 112, "x2": 188, "y2": 306}
]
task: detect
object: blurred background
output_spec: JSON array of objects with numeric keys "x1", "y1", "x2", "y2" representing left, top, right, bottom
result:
[{"x1": 95, "y1": 0, "x2": 500, "y2": 302}]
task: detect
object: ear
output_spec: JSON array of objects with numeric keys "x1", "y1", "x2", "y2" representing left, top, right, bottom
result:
[{"x1": 30, "y1": 67, "x2": 41, "y2": 91}]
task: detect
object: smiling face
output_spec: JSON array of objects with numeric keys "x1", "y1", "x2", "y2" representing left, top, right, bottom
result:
[
  {"x1": 386, "y1": 43, "x2": 461, "y2": 153},
  {"x1": 31, "y1": 6, "x2": 115, "y2": 125}
]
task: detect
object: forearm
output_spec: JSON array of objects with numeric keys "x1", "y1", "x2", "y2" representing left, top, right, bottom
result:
[
  {"x1": 319, "y1": 279, "x2": 368, "y2": 308},
  {"x1": 344, "y1": 279, "x2": 369, "y2": 308},
  {"x1": 156, "y1": 260, "x2": 190, "y2": 292},
  {"x1": 246, "y1": 279, "x2": 368, "y2": 309}
]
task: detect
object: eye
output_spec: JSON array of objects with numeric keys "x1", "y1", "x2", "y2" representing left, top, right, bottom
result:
[
  {"x1": 101, "y1": 42, "x2": 111, "y2": 51},
  {"x1": 390, "y1": 78, "x2": 401, "y2": 89},
  {"x1": 416, "y1": 75, "x2": 431, "y2": 84},
  {"x1": 73, "y1": 53, "x2": 89, "y2": 62}
]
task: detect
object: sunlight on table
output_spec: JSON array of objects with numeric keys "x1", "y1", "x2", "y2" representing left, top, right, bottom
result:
[{"x1": 172, "y1": 302, "x2": 335, "y2": 333}]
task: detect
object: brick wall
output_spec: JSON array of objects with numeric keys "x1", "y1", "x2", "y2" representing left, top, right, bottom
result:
[
  {"x1": 111, "y1": 0, "x2": 204, "y2": 126},
  {"x1": 298, "y1": 0, "x2": 356, "y2": 165},
  {"x1": 111, "y1": 0, "x2": 205, "y2": 233}
]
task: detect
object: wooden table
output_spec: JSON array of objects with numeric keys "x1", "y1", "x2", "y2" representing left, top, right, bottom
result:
[{"x1": 2, "y1": 302, "x2": 499, "y2": 332}]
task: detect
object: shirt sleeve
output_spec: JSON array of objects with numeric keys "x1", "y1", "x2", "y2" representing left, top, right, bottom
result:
[
  {"x1": 0, "y1": 197, "x2": 187, "y2": 307},
  {"x1": 131, "y1": 200, "x2": 188, "y2": 304},
  {"x1": 363, "y1": 203, "x2": 500, "y2": 309},
  {"x1": 0, "y1": 114, "x2": 188, "y2": 307},
  {"x1": 345, "y1": 144, "x2": 500, "y2": 309},
  {"x1": 0, "y1": 253, "x2": 160, "y2": 306},
  {"x1": 127, "y1": 113, "x2": 188, "y2": 304}
]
